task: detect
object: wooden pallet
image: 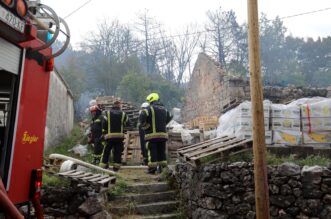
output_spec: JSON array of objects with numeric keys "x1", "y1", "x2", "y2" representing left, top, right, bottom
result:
[
  {"x1": 57, "y1": 170, "x2": 116, "y2": 188},
  {"x1": 123, "y1": 131, "x2": 142, "y2": 164},
  {"x1": 96, "y1": 96, "x2": 140, "y2": 130},
  {"x1": 177, "y1": 135, "x2": 252, "y2": 166}
]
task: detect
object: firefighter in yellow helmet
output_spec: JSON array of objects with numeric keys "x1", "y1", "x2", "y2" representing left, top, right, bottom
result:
[{"x1": 139, "y1": 93, "x2": 172, "y2": 174}]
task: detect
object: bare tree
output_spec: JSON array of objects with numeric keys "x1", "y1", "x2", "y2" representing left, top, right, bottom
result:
[
  {"x1": 205, "y1": 8, "x2": 241, "y2": 68},
  {"x1": 135, "y1": 10, "x2": 163, "y2": 74},
  {"x1": 174, "y1": 25, "x2": 200, "y2": 84},
  {"x1": 82, "y1": 19, "x2": 138, "y2": 61},
  {"x1": 79, "y1": 19, "x2": 139, "y2": 95},
  {"x1": 157, "y1": 29, "x2": 177, "y2": 81}
]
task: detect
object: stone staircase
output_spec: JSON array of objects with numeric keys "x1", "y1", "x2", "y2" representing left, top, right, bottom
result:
[{"x1": 109, "y1": 182, "x2": 180, "y2": 219}]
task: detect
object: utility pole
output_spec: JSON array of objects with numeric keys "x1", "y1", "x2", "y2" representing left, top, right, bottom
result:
[{"x1": 247, "y1": 0, "x2": 270, "y2": 218}]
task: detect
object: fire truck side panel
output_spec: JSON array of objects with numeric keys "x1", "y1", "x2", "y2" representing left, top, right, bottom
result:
[{"x1": 7, "y1": 55, "x2": 51, "y2": 204}]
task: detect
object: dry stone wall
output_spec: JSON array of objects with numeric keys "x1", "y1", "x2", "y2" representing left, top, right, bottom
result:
[{"x1": 174, "y1": 162, "x2": 331, "y2": 219}]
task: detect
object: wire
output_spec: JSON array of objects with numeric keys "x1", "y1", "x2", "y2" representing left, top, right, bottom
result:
[
  {"x1": 280, "y1": 7, "x2": 331, "y2": 19},
  {"x1": 64, "y1": 0, "x2": 93, "y2": 19},
  {"x1": 75, "y1": 5, "x2": 331, "y2": 48}
]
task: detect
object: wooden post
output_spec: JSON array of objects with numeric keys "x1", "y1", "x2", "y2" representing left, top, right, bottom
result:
[{"x1": 247, "y1": 0, "x2": 270, "y2": 218}]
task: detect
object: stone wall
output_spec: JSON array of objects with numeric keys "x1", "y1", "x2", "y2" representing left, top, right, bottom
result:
[
  {"x1": 182, "y1": 53, "x2": 329, "y2": 123},
  {"x1": 40, "y1": 186, "x2": 111, "y2": 218},
  {"x1": 263, "y1": 86, "x2": 328, "y2": 103},
  {"x1": 174, "y1": 162, "x2": 331, "y2": 219},
  {"x1": 44, "y1": 69, "x2": 74, "y2": 149}
]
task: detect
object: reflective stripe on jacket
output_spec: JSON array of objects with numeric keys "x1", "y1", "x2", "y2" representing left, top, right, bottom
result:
[{"x1": 104, "y1": 107, "x2": 128, "y2": 140}]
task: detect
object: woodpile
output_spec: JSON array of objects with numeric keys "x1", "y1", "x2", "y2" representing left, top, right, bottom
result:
[
  {"x1": 184, "y1": 115, "x2": 218, "y2": 130},
  {"x1": 96, "y1": 96, "x2": 140, "y2": 130}
]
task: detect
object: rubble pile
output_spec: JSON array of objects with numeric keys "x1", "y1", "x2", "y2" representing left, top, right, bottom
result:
[{"x1": 174, "y1": 162, "x2": 331, "y2": 219}]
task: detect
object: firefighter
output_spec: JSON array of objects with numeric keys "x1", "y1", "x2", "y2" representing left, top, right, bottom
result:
[
  {"x1": 100, "y1": 100, "x2": 129, "y2": 171},
  {"x1": 88, "y1": 105, "x2": 106, "y2": 165},
  {"x1": 139, "y1": 93, "x2": 172, "y2": 174},
  {"x1": 138, "y1": 102, "x2": 150, "y2": 165}
]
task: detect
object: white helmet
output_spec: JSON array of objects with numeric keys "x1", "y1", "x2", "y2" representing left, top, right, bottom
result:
[
  {"x1": 141, "y1": 102, "x2": 149, "y2": 108},
  {"x1": 89, "y1": 99, "x2": 97, "y2": 106}
]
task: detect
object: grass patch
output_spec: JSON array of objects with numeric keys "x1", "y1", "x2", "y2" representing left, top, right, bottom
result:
[
  {"x1": 44, "y1": 124, "x2": 94, "y2": 163},
  {"x1": 267, "y1": 153, "x2": 331, "y2": 166},
  {"x1": 45, "y1": 124, "x2": 85, "y2": 156},
  {"x1": 109, "y1": 178, "x2": 128, "y2": 196},
  {"x1": 201, "y1": 150, "x2": 331, "y2": 167},
  {"x1": 42, "y1": 172, "x2": 69, "y2": 187}
]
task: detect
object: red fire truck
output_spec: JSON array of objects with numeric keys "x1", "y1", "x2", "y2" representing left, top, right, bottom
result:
[{"x1": 0, "y1": 0, "x2": 69, "y2": 217}]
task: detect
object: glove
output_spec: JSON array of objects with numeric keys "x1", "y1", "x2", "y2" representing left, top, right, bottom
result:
[{"x1": 87, "y1": 136, "x2": 93, "y2": 144}]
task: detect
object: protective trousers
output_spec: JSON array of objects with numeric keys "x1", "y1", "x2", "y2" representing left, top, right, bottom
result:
[
  {"x1": 100, "y1": 139, "x2": 123, "y2": 167},
  {"x1": 146, "y1": 141, "x2": 167, "y2": 170},
  {"x1": 92, "y1": 138, "x2": 104, "y2": 165},
  {"x1": 139, "y1": 127, "x2": 148, "y2": 165}
]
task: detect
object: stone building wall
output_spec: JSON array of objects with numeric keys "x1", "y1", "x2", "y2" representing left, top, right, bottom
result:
[
  {"x1": 182, "y1": 53, "x2": 328, "y2": 122},
  {"x1": 174, "y1": 162, "x2": 331, "y2": 219},
  {"x1": 182, "y1": 53, "x2": 225, "y2": 122}
]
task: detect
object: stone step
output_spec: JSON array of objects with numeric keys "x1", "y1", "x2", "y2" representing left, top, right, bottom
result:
[
  {"x1": 125, "y1": 182, "x2": 170, "y2": 194},
  {"x1": 111, "y1": 201, "x2": 179, "y2": 216},
  {"x1": 135, "y1": 213, "x2": 179, "y2": 219},
  {"x1": 112, "y1": 190, "x2": 177, "y2": 204},
  {"x1": 112, "y1": 213, "x2": 179, "y2": 219}
]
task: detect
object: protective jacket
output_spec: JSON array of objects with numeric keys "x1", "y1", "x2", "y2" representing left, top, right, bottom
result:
[
  {"x1": 104, "y1": 106, "x2": 128, "y2": 140},
  {"x1": 90, "y1": 113, "x2": 106, "y2": 142},
  {"x1": 139, "y1": 101, "x2": 172, "y2": 141}
]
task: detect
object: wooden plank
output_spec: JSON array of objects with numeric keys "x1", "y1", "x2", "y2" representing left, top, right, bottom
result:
[
  {"x1": 191, "y1": 139, "x2": 252, "y2": 161},
  {"x1": 178, "y1": 136, "x2": 231, "y2": 154},
  {"x1": 58, "y1": 170, "x2": 77, "y2": 176},
  {"x1": 81, "y1": 174, "x2": 101, "y2": 180},
  {"x1": 123, "y1": 132, "x2": 130, "y2": 163},
  {"x1": 185, "y1": 138, "x2": 245, "y2": 158},
  {"x1": 178, "y1": 135, "x2": 230, "y2": 153},
  {"x1": 178, "y1": 136, "x2": 235, "y2": 155},
  {"x1": 88, "y1": 175, "x2": 109, "y2": 183},
  {"x1": 63, "y1": 171, "x2": 86, "y2": 177},
  {"x1": 71, "y1": 172, "x2": 93, "y2": 179},
  {"x1": 98, "y1": 176, "x2": 116, "y2": 185}
]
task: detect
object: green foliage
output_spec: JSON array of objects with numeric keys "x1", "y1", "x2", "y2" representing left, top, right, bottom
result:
[
  {"x1": 267, "y1": 153, "x2": 331, "y2": 166},
  {"x1": 44, "y1": 124, "x2": 84, "y2": 156},
  {"x1": 59, "y1": 56, "x2": 87, "y2": 101},
  {"x1": 109, "y1": 178, "x2": 128, "y2": 196},
  {"x1": 229, "y1": 151, "x2": 253, "y2": 162},
  {"x1": 117, "y1": 71, "x2": 183, "y2": 109},
  {"x1": 213, "y1": 151, "x2": 330, "y2": 167},
  {"x1": 42, "y1": 172, "x2": 69, "y2": 188}
]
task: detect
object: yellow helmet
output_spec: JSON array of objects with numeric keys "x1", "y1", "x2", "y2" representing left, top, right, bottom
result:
[{"x1": 146, "y1": 93, "x2": 159, "y2": 103}]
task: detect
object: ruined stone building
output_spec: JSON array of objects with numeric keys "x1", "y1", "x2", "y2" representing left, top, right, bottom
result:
[{"x1": 182, "y1": 53, "x2": 328, "y2": 122}]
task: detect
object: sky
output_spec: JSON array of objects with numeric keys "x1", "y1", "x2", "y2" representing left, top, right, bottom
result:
[{"x1": 41, "y1": 0, "x2": 331, "y2": 49}]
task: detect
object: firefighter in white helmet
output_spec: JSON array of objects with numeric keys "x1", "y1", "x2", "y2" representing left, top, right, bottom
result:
[{"x1": 138, "y1": 102, "x2": 150, "y2": 165}]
